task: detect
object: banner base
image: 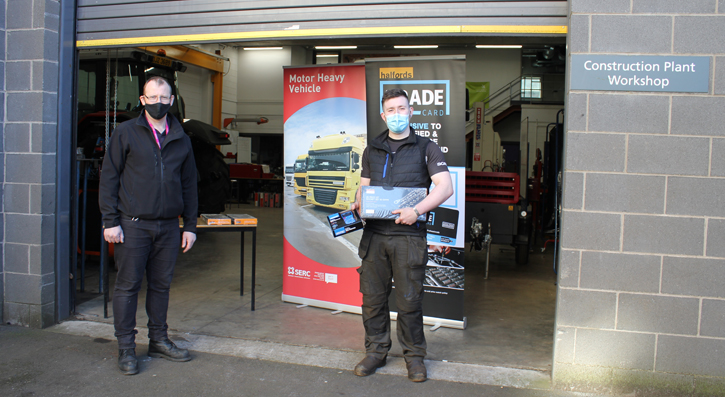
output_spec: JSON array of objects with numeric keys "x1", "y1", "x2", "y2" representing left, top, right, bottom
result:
[
  {"x1": 281, "y1": 294, "x2": 467, "y2": 330},
  {"x1": 281, "y1": 294, "x2": 362, "y2": 315},
  {"x1": 402, "y1": 313, "x2": 467, "y2": 330}
]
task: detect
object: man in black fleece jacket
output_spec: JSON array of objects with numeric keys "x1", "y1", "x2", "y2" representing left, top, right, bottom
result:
[{"x1": 99, "y1": 76, "x2": 198, "y2": 375}]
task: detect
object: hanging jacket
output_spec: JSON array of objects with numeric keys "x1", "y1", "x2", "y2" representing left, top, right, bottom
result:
[{"x1": 99, "y1": 112, "x2": 198, "y2": 233}]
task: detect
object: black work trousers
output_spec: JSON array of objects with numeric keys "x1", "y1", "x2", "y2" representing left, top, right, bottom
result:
[
  {"x1": 358, "y1": 232, "x2": 428, "y2": 360},
  {"x1": 113, "y1": 217, "x2": 180, "y2": 349}
]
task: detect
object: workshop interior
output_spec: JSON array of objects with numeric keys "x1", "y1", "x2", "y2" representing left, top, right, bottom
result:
[{"x1": 73, "y1": 38, "x2": 566, "y2": 371}]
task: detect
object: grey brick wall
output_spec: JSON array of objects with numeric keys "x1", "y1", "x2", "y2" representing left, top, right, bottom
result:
[
  {"x1": 2, "y1": 0, "x2": 59, "y2": 328},
  {"x1": 557, "y1": 1, "x2": 725, "y2": 393},
  {"x1": 0, "y1": 0, "x2": 5, "y2": 323}
]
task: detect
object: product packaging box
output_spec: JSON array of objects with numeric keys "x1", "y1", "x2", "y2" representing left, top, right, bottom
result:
[
  {"x1": 226, "y1": 214, "x2": 258, "y2": 225},
  {"x1": 201, "y1": 214, "x2": 232, "y2": 225},
  {"x1": 327, "y1": 209, "x2": 364, "y2": 237},
  {"x1": 361, "y1": 186, "x2": 427, "y2": 221},
  {"x1": 426, "y1": 207, "x2": 459, "y2": 245}
]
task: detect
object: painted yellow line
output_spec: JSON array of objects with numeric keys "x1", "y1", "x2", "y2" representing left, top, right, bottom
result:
[
  {"x1": 77, "y1": 25, "x2": 567, "y2": 48},
  {"x1": 463, "y1": 25, "x2": 568, "y2": 34}
]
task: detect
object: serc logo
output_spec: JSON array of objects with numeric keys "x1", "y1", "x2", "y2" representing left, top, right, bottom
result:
[{"x1": 287, "y1": 266, "x2": 311, "y2": 277}]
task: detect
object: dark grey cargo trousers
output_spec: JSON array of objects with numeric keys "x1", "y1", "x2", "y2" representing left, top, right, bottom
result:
[{"x1": 358, "y1": 232, "x2": 428, "y2": 360}]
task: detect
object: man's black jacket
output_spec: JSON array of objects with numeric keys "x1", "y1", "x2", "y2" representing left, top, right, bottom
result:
[
  {"x1": 363, "y1": 128, "x2": 431, "y2": 237},
  {"x1": 99, "y1": 112, "x2": 198, "y2": 234}
]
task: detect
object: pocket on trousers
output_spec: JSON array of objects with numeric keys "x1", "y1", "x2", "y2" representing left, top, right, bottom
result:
[
  {"x1": 358, "y1": 230, "x2": 373, "y2": 260},
  {"x1": 356, "y1": 266, "x2": 366, "y2": 294},
  {"x1": 407, "y1": 236, "x2": 427, "y2": 269}
]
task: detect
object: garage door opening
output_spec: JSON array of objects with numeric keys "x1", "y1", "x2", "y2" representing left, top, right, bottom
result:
[{"x1": 71, "y1": 38, "x2": 566, "y2": 372}]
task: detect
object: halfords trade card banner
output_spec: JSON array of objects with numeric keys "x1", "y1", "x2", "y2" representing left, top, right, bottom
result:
[
  {"x1": 282, "y1": 64, "x2": 367, "y2": 312},
  {"x1": 365, "y1": 56, "x2": 467, "y2": 250},
  {"x1": 365, "y1": 56, "x2": 467, "y2": 327}
]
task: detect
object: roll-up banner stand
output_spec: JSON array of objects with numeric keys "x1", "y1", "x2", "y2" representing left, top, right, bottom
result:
[
  {"x1": 365, "y1": 55, "x2": 467, "y2": 329},
  {"x1": 282, "y1": 64, "x2": 368, "y2": 312}
]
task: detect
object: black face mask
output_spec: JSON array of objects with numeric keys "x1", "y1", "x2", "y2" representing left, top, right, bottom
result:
[{"x1": 145, "y1": 102, "x2": 171, "y2": 120}]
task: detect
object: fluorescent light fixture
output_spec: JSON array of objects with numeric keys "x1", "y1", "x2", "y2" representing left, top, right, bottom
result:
[
  {"x1": 476, "y1": 45, "x2": 522, "y2": 49},
  {"x1": 394, "y1": 45, "x2": 438, "y2": 49},
  {"x1": 243, "y1": 47, "x2": 283, "y2": 51},
  {"x1": 315, "y1": 46, "x2": 357, "y2": 49},
  {"x1": 316, "y1": 54, "x2": 339, "y2": 58}
]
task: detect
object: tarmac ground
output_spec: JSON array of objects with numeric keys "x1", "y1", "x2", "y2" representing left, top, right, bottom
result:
[{"x1": 0, "y1": 323, "x2": 608, "y2": 397}]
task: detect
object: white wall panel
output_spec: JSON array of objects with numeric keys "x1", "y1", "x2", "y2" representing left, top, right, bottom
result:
[{"x1": 176, "y1": 63, "x2": 213, "y2": 124}]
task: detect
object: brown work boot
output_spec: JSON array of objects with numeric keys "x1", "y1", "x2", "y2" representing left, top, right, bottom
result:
[
  {"x1": 406, "y1": 358, "x2": 427, "y2": 382},
  {"x1": 353, "y1": 355, "x2": 387, "y2": 376}
]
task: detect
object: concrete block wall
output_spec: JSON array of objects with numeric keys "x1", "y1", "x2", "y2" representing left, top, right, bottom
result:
[
  {"x1": 0, "y1": 0, "x2": 5, "y2": 322},
  {"x1": 556, "y1": 1, "x2": 725, "y2": 394},
  {"x1": 2, "y1": 0, "x2": 59, "y2": 328}
]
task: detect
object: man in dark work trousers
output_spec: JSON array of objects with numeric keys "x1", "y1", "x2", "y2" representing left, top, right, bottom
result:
[
  {"x1": 351, "y1": 88, "x2": 453, "y2": 382},
  {"x1": 99, "y1": 76, "x2": 198, "y2": 375}
]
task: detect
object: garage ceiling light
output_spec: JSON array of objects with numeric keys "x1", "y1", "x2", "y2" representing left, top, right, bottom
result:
[
  {"x1": 316, "y1": 54, "x2": 339, "y2": 58},
  {"x1": 243, "y1": 47, "x2": 283, "y2": 50},
  {"x1": 394, "y1": 45, "x2": 438, "y2": 49},
  {"x1": 315, "y1": 46, "x2": 357, "y2": 49},
  {"x1": 476, "y1": 45, "x2": 522, "y2": 49}
]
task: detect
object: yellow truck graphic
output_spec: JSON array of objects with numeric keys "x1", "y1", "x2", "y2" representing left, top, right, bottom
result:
[
  {"x1": 306, "y1": 132, "x2": 364, "y2": 210},
  {"x1": 293, "y1": 154, "x2": 308, "y2": 196}
]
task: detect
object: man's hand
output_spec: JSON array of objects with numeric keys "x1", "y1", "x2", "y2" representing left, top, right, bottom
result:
[
  {"x1": 429, "y1": 245, "x2": 451, "y2": 255},
  {"x1": 351, "y1": 179, "x2": 369, "y2": 216},
  {"x1": 103, "y1": 225, "x2": 124, "y2": 244},
  {"x1": 181, "y1": 231, "x2": 196, "y2": 253},
  {"x1": 392, "y1": 207, "x2": 419, "y2": 225}
]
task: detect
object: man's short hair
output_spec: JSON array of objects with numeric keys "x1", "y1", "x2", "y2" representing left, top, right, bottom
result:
[
  {"x1": 143, "y1": 76, "x2": 172, "y2": 95},
  {"x1": 381, "y1": 88, "x2": 409, "y2": 108}
]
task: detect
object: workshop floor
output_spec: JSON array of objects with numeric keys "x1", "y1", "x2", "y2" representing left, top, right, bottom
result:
[{"x1": 75, "y1": 203, "x2": 558, "y2": 372}]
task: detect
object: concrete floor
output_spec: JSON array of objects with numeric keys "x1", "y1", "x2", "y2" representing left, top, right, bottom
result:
[
  {"x1": 75, "y1": 203, "x2": 558, "y2": 372},
  {"x1": 3, "y1": 324, "x2": 611, "y2": 396}
]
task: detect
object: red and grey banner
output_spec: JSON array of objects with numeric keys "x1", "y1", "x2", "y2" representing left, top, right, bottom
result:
[{"x1": 282, "y1": 64, "x2": 367, "y2": 311}]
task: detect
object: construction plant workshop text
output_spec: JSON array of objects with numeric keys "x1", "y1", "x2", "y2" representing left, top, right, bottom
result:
[{"x1": 584, "y1": 59, "x2": 697, "y2": 89}]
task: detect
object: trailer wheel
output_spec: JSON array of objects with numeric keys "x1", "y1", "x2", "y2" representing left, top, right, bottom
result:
[{"x1": 515, "y1": 243, "x2": 529, "y2": 265}]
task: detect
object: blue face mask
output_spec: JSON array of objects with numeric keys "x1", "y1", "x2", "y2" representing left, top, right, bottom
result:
[{"x1": 386, "y1": 113, "x2": 409, "y2": 134}]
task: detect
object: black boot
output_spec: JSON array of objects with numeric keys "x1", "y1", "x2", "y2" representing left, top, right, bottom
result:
[
  {"x1": 118, "y1": 348, "x2": 138, "y2": 375},
  {"x1": 353, "y1": 355, "x2": 387, "y2": 376},
  {"x1": 148, "y1": 338, "x2": 191, "y2": 362},
  {"x1": 406, "y1": 358, "x2": 427, "y2": 382}
]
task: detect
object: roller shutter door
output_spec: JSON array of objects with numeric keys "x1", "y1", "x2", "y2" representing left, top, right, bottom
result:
[{"x1": 77, "y1": 0, "x2": 567, "y2": 47}]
